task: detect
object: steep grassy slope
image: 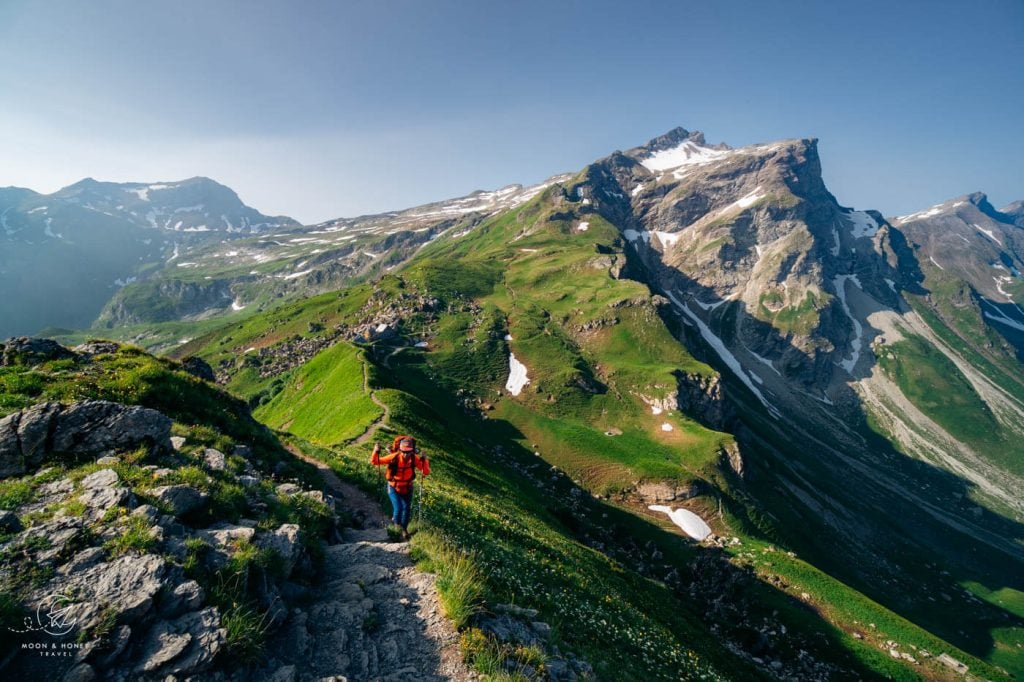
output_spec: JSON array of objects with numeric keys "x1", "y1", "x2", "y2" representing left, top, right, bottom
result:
[{"x1": 254, "y1": 341, "x2": 382, "y2": 445}]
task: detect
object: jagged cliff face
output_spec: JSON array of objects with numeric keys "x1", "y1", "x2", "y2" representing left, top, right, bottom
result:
[
  {"x1": 571, "y1": 128, "x2": 902, "y2": 403},
  {"x1": 553, "y1": 127, "x2": 1024, "y2": 558}
]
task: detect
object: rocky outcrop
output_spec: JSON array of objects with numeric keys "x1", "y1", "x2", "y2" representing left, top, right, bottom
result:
[
  {"x1": 132, "y1": 607, "x2": 225, "y2": 676},
  {"x1": 73, "y1": 341, "x2": 121, "y2": 357},
  {"x1": 180, "y1": 356, "x2": 215, "y2": 382},
  {"x1": 1, "y1": 336, "x2": 77, "y2": 366},
  {"x1": 148, "y1": 484, "x2": 208, "y2": 517},
  {"x1": 635, "y1": 479, "x2": 705, "y2": 503},
  {"x1": 674, "y1": 371, "x2": 733, "y2": 430},
  {"x1": 719, "y1": 441, "x2": 745, "y2": 479},
  {"x1": 0, "y1": 400, "x2": 172, "y2": 478}
]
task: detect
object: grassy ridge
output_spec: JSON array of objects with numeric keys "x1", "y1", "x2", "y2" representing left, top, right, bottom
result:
[{"x1": 255, "y1": 342, "x2": 382, "y2": 446}]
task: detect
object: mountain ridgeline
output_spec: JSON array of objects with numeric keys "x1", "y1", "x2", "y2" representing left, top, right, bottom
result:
[
  {"x1": 3, "y1": 127, "x2": 1024, "y2": 680},
  {"x1": 0, "y1": 177, "x2": 299, "y2": 338}
]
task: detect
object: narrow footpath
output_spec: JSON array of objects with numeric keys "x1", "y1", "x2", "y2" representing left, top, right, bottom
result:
[{"x1": 273, "y1": 443, "x2": 471, "y2": 681}]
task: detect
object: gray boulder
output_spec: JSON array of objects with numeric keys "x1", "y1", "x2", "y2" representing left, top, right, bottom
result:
[
  {"x1": 158, "y1": 579, "x2": 205, "y2": 619},
  {"x1": 52, "y1": 400, "x2": 172, "y2": 457},
  {"x1": 149, "y1": 485, "x2": 208, "y2": 517},
  {"x1": 0, "y1": 400, "x2": 172, "y2": 478},
  {"x1": 133, "y1": 607, "x2": 225, "y2": 676},
  {"x1": 1, "y1": 337, "x2": 77, "y2": 366},
  {"x1": 180, "y1": 356, "x2": 215, "y2": 382},
  {"x1": 72, "y1": 341, "x2": 120, "y2": 357},
  {"x1": 18, "y1": 402, "x2": 62, "y2": 467},
  {"x1": 0, "y1": 510, "x2": 22, "y2": 532},
  {"x1": 79, "y1": 486, "x2": 133, "y2": 512},
  {"x1": 23, "y1": 517, "x2": 85, "y2": 562},
  {"x1": 256, "y1": 523, "x2": 302, "y2": 575},
  {"x1": 81, "y1": 468, "x2": 119, "y2": 489},
  {"x1": 203, "y1": 447, "x2": 227, "y2": 471},
  {"x1": 77, "y1": 468, "x2": 133, "y2": 511},
  {"x1": 55, "y1": 554, "x2": 169, "y2": 633}
]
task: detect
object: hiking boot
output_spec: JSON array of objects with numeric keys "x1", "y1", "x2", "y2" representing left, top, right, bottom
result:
[{"x1": 400, "y1": 529, "x2": 410, "y2": 541}]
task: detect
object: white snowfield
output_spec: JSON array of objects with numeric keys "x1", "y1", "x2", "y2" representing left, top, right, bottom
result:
[
  {"x1": 974, "y1": 224, "x2": 1003, "y2": 247},
  {"x1": 832, "y1": 274, "x2": 864, "y2": 373},
  {"x1": 577, "y1": 221, "x2": 589, "y2": 232},
  {"x1": 505, "y1": 353, "x2": 530, "y2": 396},
  {"x1": 844, "y1": 210, "x2": 879, "y2": 239},
  {"x1": 648, "y1": 505, "x2": 712, "y2": 541},
  {"x1": 640, "y1": 140, "x2": 731, "y2": 172},
  {"x1": 732, "y1": 188, "x2": 764, "y2": 210},
  {"x1": 622, "y1": 228, "x2": 650, "y2": 243},
  {"x1": 894, "y1": 200, "x2": 965, "y2": 225},
  {"x1": 653, "y1": 231, "x2": 681, "y2": 247}
]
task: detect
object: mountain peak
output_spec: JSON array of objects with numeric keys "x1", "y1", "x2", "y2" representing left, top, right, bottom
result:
[
  {"x1": 1000, "y1": 200, "x2": 1024, "y2": 227},
  {"x1": 639, "y1": 126, "x2": 730, "y2": 155}
]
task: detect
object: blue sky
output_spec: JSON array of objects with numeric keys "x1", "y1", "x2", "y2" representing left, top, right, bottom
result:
[{"x1": 1, "y1": 0, "x2": 1021, "y2": 223}]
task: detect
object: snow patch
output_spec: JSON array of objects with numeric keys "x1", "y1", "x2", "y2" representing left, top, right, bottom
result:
[
  {"x1": 661, "y1": 422, "x2": 673, "y2": 432},
  {"x1": 231, "y1": 299, "x2": 246, "y2": 311},
  {"x1": 667, "y1": 291, "x2": 780, "y2": 419},
  {"x1": 654, "y1": 231, "x2": 681, "y2": 247},
  {"x1": 631, "y1": 184, "x2": 646, "y2": 197},
  {"x1": 832, "y1": 275, "x2": 864, "y2": 373},
  {"x1": 577, "y1": 221, "x2": 589, "y2": 232},
  {"x1": 648, "y1": 505, "x2": 712, "y2": 541},
  {"x1": 974, "y1": 224, "x2": 1003, "y2": 246},
  {"x1": 981, "y1": 299, "x2": 1024, "y2": 332},
  {"x1": 640, "y1": 140, "x2": 730, "y2": 172},
  {"x1": 651, "y1": 405, "x2": 663, "y2": 416},
  {"x1": 895, "y1": 204, "x2": 946, "y2": 224},
  {"x1": 623, "y1": 229, "x2": 651, "y2": 243},
  {"x1": 505, "y1": 353, "x2": 530, "y2": 396},
  {"x1": 279, "y1": 269, "x2": 313, "y2": 280},
  {"x1": 692, "y1": 297, "x2": 729, "y2": 312},
  {"x1": 929, "y1": 256, "x2": 945, "y2": 271},
  {"x1": 732, "y1": 188, "x2": 764, "y2": 210},
  {"x1": 844, "y1": 210, "x2": 879, "y2": 239}
]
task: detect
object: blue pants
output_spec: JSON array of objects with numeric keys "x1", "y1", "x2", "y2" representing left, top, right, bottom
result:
[{"x1": 387, "y1": 485, "x2": 413, "y2": 528}]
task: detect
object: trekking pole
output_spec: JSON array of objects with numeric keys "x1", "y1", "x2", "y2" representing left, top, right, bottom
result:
[
  {"x1": 416, "y1": 474, "x2": 423, "y2": 526},
  {"x1": 373, "y1": 441, "x2": 386, "y2": 529}
]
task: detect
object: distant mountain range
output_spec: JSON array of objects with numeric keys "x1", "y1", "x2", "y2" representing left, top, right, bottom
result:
[{"x1": 0, "y1": 177, "x2": 299, "y2": 337}]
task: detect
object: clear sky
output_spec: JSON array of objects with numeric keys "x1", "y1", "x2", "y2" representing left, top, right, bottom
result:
[{"x1": 1, "y1": 0, "x2": 1021, "y2": 224}]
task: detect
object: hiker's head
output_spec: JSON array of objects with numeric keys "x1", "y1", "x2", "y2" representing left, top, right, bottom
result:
[{"x1": 399, "y1": 437, "x2": 416, "y2": 453}]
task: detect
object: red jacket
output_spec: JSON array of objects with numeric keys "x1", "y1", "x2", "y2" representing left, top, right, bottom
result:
[{"x1": 371, "y1": 449, "x2": 429, "y2": 494}]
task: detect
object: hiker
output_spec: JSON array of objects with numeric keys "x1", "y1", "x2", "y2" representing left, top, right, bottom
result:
[{"x1": 371, "y1": 435, "x2": 430, "y2": 540}]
